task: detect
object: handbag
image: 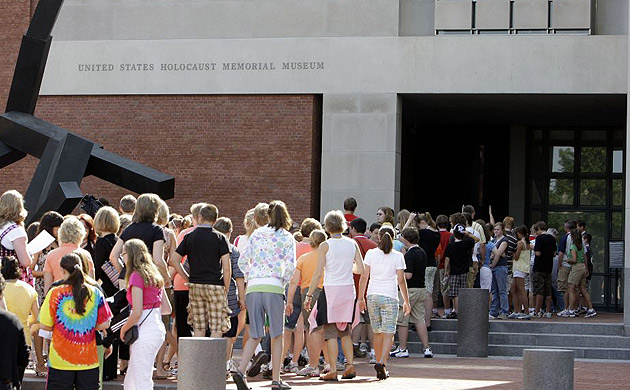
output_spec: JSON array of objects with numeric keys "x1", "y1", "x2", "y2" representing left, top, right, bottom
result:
[
  {"x1": 101, "y1": 258, "x2": 121, "y2": 289},
  {"x1": 123, "y1": 304, "x2": 157, "y2": 346}
]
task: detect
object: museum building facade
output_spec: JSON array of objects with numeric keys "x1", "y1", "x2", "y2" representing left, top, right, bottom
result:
[{"x1": 0, "y1": 0, "x2": 629, "y2": 321}]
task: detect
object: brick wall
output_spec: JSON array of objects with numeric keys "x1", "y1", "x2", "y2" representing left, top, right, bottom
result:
[
  {"x1": 0, "y1": 95, "x2": 322, "y2": 235},
  {"x1": 0, "y1": 3, "x2": 322, "y2": 234}
]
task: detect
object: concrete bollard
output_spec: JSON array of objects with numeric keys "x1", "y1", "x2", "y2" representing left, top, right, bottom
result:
[
  {"x1": 457, "y1": 288, "x2": 489, "y2": 357},
  {"x1": 523, "y1": 349, "x2": 574, "y2": 390},
  {"x1": 178, "y1": 337, "x2": 227, "y2": 390}
]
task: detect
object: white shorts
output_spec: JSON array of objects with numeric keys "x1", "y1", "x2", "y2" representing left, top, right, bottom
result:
[
  {"x1": 480, "y1": 266, "x2": 492, "y2": 290},
  {"x1": 513, "y1": 269, "x2": 528, "y2": 279}
]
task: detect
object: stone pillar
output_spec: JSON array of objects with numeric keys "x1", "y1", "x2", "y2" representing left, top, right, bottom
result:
[
  {"x1": 456, "y1": 288, "x2": 489, "y2": 357},
  {"x1": 320, "y1": 93, "x2": 401, "y2": 221},
  {"x1": 523, "y1": 349, "x2": 574, "y2": 390},
  {"x1": 625, "y1": 0, "x2": 630, "y2": 337},
  {"x1": 178, "y1": 337, "x2": 227, "y2": 390}
]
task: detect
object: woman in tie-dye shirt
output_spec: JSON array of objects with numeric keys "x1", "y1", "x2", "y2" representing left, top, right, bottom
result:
[{"x1": 39, "y1": 252, "x2": 112, "y2": 390}]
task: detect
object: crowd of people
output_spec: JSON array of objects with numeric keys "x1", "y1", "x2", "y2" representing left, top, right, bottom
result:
[{"x1": 0, "y1": 190, "x2": 598, "y2": 390}]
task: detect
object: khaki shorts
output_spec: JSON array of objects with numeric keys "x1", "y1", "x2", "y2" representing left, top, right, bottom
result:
[
  {"x1": 439, "y1": 268, "x2": 450, "y2": 296},
  {"x1": 188, "y1": 283, "x2": 231, "y2": 334},
  {"x1": 467, "y1": 262, "x2": 479, "y2": 288},
  {"x1": 557, "y1": 266, "x2": 571, "y2": 293},
  {"x1": 324, "y1": 323, "x2": 350, "y2": 340},
  {"x1": 425, "y1": 267, "x2": 437, "y2": 295},
  {"x1": 397, "y1": 288, "x2": 426, "y2": 326},
  {"x1": 568, "y1": 263, "x2": 587, "y2": 288}
]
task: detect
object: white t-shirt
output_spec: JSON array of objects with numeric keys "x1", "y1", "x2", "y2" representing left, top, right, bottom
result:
[
  {"x1": 364, "y1": 247, "x2": 406, "y2": 300},
  {"x1": 324, "y1": 236, "x2": 356, "y2": 286},
  {"x1": 0, "y1": 222, "x2": 27, "y2": 250}
]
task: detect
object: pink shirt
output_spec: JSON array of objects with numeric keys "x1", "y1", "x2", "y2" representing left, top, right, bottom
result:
[
  {"x1": 127, "y1": 272, "x2": 162, "y2": 310},
  {"x1": 173, "y1": 226, "x2": 195, "y2": 291}
]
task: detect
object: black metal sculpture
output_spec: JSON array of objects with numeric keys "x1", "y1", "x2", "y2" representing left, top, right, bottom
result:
[{"x1": 0, "y1": 0, "x2": 175, "y2": 223}]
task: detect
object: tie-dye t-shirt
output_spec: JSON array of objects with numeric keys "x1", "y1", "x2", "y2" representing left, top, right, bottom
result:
[{"x1": 39, "y1": 284, "x2": 112, "y2": 370}]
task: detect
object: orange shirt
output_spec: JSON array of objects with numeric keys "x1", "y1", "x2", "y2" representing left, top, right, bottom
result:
[
  {"x1": 44, "y1": 244, "x2": 94, "y2": 282},
  {"x1": 173, "y1": 226, "x2": 195, "y2": 291},
  {"x1": 296, "y1": 250, "x2": 323, "y2": 289}
]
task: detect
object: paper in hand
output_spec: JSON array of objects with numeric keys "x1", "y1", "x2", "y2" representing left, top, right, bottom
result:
[{"x1": 27, "y1": 230, "x2": 56, "y2": 255}]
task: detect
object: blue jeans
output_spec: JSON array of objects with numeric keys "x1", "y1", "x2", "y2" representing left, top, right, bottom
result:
[
  {"x1": 552, "y1": 286, "x2": 565, "y2": 312},
  {"x1": 490, "y1": 266, "x2": 509, "y2": 315}
]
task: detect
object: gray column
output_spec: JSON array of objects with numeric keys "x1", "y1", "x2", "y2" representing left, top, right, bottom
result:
[
  {"x1": 457, "y1": 288, "x2": 489, "y2": 357},
  {"x1": 178, "y1": 337, "x2": 227, "y2": 390},
  {"x1": 523, "y1": 349, "x2": 574, "y2": 390},
  {"x1": 625, "y1": 0, "x2": 630, "y2": 337},
  {"x1": 320, "y1": 93, "x2": 401, "y2": 221}
]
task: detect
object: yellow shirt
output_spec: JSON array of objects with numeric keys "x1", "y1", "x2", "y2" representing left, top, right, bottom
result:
[
  {"x1": 297, "y1": 251, "x2": 323, "y2": 289},
  {"x1": 4, "y1": 280, "x2": 38, "y2": 343}
]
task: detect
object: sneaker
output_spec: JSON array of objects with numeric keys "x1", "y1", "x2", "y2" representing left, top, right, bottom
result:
[
  {"x1": 557, "y1": 309, "x2": 570, "y2": 318},
  {"x1": 577, "y1": 307, "x2": 587, "y2": 315},
  {"x1": 298, "y1": 352, "x2": 309, "y2": 367},
  {"x1": 321, "y1": 364, "x2": 330, "y2": 374},
  {"x1": 246, "y1": 352, "x2": 269, "y2": 377},
  {"x1": 389, "y1": 346, "x2": 401, "y2": 357},
  {"x1": 283, "y1": 355, "x2": 292, "y2": 367},
  {"x1": 262, "y1": 367, "x2": 272, "y2": 380},
  {"x1": 423, "y1": 347, "x2": 434, "y2": 358},
  {"x1": 529, "y1": 308, "x2": 535, "y2": 315},
  {"x1": 285, "y1": 362, "x2": 299, "y2": 373},
  {"x1": 392, "y1": 348, "x2": 409, "y2": 358},
  {"x1": 271, "y1": 380, "x2": 291, "y2": 390},
  {"x1": 517, "y1": 313, "x2": 531, "y2": 320},
  {"x1": 296, "y1": 366, "x2": 320, "y2": 377},
  {"x1": 585, "y1": 309, "x2": 597, "y2": 318},
  {"x1": 359, "y1": 343, "x2": 369, "y2": 355},
  {"x1": 446, "y1": 311, "x2": 458, "y2": 319},
  {"x1": 353, "y1": 343, "x2": 366, "y2": 358},
  {"x1": 568, "y1": 310, "x2": 576, "y2": 318},
  {"x1": 507, "y1": 312, "x2": 519, "y2": 319},
  {"x1": 232, "y1": 371, "x2": 251, "y2": 390},
  {"x1": 489, "y1": 314, "x2": 496, "y2": 320},
  {"x1": 496, "y1": 312, "x2": 508, "y2": 320},
  {"x1": 368, "y1": 352, "x2": 377, "y2": 364},
  {"x1": 544, "y1": 312, "x2": 552, "y2": 319},
  {"x1": 336, "y1": 361, "x2": 345, "y2": 372}
]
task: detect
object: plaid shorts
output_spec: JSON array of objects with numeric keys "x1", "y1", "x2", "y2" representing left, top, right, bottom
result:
[
  {"x1": 187, "y1": 283, "x2": 231, "y2": 334},
  {"x1": 449, "y1": 273, "x2": 468, "y2": 297},
  {"x1": 367, "y1": 294, "x2": 398, "y2": 334}
]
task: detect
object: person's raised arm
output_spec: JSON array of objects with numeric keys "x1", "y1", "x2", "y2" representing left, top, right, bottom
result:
[{"x1": 489, "y1": 205, "x2": 495, "y2": 226}]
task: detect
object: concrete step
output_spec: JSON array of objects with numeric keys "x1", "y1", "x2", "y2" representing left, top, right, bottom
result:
[
  {"x1": 422, "y1": 331, "x2": 630, "y2": 349},
  {"x1": 407, "y1": 341, "x2": 630, "y2": 360},
  {"x1": 431, "y1": 318, "x2": 624, "y2": 336}
]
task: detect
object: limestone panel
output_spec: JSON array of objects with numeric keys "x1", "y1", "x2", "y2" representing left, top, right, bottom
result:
[
  {"x1": 476, "y1": 0, "x2": 510, "y2": 30},
  {"x1": 323, "y1": 94, "x2": 360, "y2": 113},
  {"x1": 553, "y1": 0, "x2": 592, "y2": 30},
  {"x1": 321, "y1": 190, "x2": 399, "y2": 222},
  {"x1": 360, "y1": 93, "x2": 398, "y2": 113},
  {"x1": 513, "y1": 0, "x2": 548, "y2": 30},
  {"x1": 399, "y1": 0, "x2": 435, "y2": 36},
  {"x1": 329, "y1": 113, "x2": 398, "y2": 152},
  {"x1": 52, "y1": 4, "x2": 114, "y2": 41},
  {"x1": 435, "y1": 0, "x2": 472, "y2": 30},
  {"x1": 320, "y1": 152, "x2": 397, "y2": 191}
]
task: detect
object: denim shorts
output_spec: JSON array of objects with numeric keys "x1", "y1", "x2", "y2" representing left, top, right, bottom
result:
[{"x1": 367, "y1": 294, "x2": 398, "y2": 334}]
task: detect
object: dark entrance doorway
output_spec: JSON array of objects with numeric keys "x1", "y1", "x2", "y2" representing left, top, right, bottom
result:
[
  {"x1": 399, "y1": 94, "x2": 627, "y2": 311},
  {"x1": 400, "y1": 121, "x2": 510, "y2": 221}
]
